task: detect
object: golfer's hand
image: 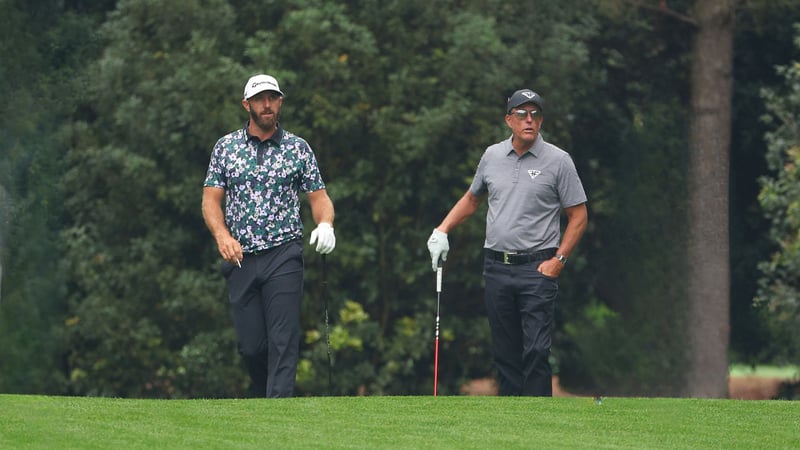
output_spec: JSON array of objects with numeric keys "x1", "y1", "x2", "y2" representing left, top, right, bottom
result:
[
  {"x1": 537, "y1": 258, "x2": 563, "y2": 279},
  {"x1": 215, "y1": 232, "x2": 243, "y2": 266},
  {"x1": 310, "y1": 222, "x2": 336, "y2": 254},
  {"x1": 427, "y1": 229, "x2": 449, "y2": 271}
]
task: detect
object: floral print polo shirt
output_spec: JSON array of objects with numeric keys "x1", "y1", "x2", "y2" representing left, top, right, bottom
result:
[{"x1": 204, "y1": 123, "x2": 326, "y2": 253}]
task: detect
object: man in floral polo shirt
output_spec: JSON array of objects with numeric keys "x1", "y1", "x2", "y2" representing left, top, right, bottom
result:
[{"x1": 202, "y1": 74, "x2": 336, "y2": 398}]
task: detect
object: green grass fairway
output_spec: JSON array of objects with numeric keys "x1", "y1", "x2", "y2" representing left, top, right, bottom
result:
[
  {"x1": 730, "y1": 364, "x2": 800, "y2": 379},
  {"x1": 1, "y1": 394, "x2": 798, "y2": 449}
]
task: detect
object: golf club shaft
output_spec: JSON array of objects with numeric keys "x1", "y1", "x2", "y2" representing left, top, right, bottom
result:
[
  {"x1": 434, "y1": 259, "x2": 442, "y2": 396},
  {"x1": 434, "y1": 331, "x2": 439, "y2": 396},
  {"x1": 322, "y1": 254, "x2": 332, "y2": 395}
]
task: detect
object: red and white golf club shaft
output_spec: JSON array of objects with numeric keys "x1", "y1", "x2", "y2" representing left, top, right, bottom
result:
[{"x1": 434, "y1": 259, "x2": 442, "y2": 396}]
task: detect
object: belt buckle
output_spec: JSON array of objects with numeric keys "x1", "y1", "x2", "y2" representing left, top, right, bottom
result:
[{"x1": 503, "y1": 252, "x2": 516, "y2": 265}]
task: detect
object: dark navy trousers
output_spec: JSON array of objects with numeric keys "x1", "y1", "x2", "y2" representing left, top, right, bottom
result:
[
  {"x1": 222, "y1": 239, "x2": 304, "y2": 398},
  {"x1": 483, "y1": 255, "x2": 558, "y2": 396}
]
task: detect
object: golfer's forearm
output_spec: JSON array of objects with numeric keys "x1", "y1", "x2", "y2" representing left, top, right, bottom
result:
[
  {"x1": 557, "y1": 204, "x2": 588, "y2": 257},
  {"x1": 203, "y1": 210, "x2": 231, "y2": 240},
  {"x1": 437, "y1": 191, "x2": 479, "y2": 233},
  {"x1": 557, "y1": 228, "x2": 583, "y2": 258},
  {"x1": 313, "y1": 204, "x2": 334, "y2": 226},
  {"x1": 204, "y1": 213, "x2": 231, "y2": 240},
  {"x1": 202, "y1": 187, "x2": 232, "y2": 240},
  {"x1": 308, "y1": 189, "x2": 335, "y2": 225}
]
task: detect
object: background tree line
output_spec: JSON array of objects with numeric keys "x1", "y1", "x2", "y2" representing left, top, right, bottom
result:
[{"x1": 1, "y1": 0, "x2": 799, "y2": 398}]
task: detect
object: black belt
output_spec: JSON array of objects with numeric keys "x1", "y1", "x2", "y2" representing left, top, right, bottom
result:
[
  {"x1": 244, "y1": 246, "x2": 278, "y2": 256},
  {"x1": 244, "y1": 238, "x2": 302, "y2": 256},
  {"x1": 486, "y1": 248, "x2": 556, "y2": 265}
]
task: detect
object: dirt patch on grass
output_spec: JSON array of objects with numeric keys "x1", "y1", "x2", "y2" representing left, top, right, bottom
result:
[
  {"x1": 461, "y1": 376, "x2": 787, "y2": 399},
  {"x1": 459, "y1": 376, "x2": 576, "y2": 396},
  {"x1": 728, "y1": 376, "x2": 784, "y2": 400}
]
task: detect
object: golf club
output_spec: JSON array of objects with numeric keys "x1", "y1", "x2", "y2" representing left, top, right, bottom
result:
[
  {"x1": 322, "y1": 254, "x2": 332, "y2": 395},
  {"x1": 434, "y1": 258, "x2": 442, "y2": 396}
]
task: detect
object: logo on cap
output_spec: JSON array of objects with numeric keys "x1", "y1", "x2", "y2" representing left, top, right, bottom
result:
[
  {"x1": 252, "y1": 80, "x2": 277, "y2": 89},
  {"x1": 522, "y1": 91, "x2": 535, "y2": 99}
]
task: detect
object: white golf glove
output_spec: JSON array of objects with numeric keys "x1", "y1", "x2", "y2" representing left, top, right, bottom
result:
[
  {"x1": 310, "y1": 222, "x2": 336, "y2": 254},
  {"x1": 426, "y1": 228, "x2": 449, "y2": 271}
]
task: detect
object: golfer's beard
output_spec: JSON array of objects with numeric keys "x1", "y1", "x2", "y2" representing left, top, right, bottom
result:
[{"x1": 249, "y1": 107, "x2": 278, "y2": 132}]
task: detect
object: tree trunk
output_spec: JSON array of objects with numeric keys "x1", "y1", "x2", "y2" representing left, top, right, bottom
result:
[{"x1": 686, "y1": 0, "x2": 736, "y2": 398}]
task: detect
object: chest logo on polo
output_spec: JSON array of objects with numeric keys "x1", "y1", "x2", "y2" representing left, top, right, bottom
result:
[{"x1": 527, "y1": 169, "x2": 541, "y2": 180}]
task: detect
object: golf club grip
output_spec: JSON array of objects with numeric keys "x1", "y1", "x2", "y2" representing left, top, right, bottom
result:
[{"x1": 436, "y1": 259, "x2": 442, "y2": 293}]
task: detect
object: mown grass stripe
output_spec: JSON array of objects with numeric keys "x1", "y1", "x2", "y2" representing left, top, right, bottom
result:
[{"x1": 1, "y1": 395, "x2": 797, "y2": 449}]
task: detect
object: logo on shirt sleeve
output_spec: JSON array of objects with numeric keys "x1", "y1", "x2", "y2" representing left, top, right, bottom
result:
[{"x1": 527, "y1": 169, "x2": 541, "y2": 180}]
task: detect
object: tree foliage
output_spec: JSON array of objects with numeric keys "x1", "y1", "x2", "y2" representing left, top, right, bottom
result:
[
  {"x1": 61, "y1": 0, "x2": 248, "y2": 397},
  {"x1": 729, "y1": 0, "x2": 800, "y2": 366},
  {"x1": 756, "y1": 26, "x2": 800, "y2": 365},
  {"x1": 2, "y1": 0, "x2": 800, "y2": 398},
  {"x1": 555, "y1": 1, "x2": 695, "y2": 396},
  {"x1": 0, "y1": 0, "x2": 110, "y2": 394},
  {"x1": 236, "y1": 0, "x2": 604, "y2": 396}
]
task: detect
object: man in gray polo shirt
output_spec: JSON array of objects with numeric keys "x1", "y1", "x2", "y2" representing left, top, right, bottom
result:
[{"x1": 427, "y1": 89, "x2": 588, "y2": 396}]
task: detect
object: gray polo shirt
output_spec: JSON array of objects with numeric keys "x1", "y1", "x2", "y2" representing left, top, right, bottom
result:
[{"x1": 469, "y1": 134, "x2": 587, "y2": 252}]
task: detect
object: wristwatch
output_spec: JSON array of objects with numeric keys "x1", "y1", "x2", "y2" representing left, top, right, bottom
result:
[{"x1": 555, "y1": 254, "x2": 568, "y2": 265}]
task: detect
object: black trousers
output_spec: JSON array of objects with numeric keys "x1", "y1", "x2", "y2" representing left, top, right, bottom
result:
[
  {"x1": 483, "y1": 255, "x2": 558, "y2": 396},
  {"x1": 222, "y1": 239, "x2": 304, "y2": 398}
]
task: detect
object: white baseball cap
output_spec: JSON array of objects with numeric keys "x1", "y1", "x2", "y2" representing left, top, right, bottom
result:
[{"x1": 243, "y1": 74, "x2": 284, "y2": 99}]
